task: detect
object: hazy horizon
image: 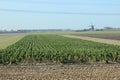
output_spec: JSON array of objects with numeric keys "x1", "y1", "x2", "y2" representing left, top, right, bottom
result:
[{"x1": 0, "y1": 0, "x2": 120, "y2": 30}]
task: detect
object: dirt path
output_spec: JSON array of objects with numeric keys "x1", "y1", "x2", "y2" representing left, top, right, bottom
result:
[{"x1": 63, "y1": 35, "x2": 120, "y2": 46}]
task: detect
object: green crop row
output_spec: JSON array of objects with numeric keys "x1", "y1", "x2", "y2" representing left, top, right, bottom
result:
[{"x1": 0, "y1": 35, "x2": 120, "y2": 64}]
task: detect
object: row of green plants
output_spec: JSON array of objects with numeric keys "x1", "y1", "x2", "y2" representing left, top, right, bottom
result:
[{"x1": 0, "y1": 35, "x2": 120, "y2": 64}]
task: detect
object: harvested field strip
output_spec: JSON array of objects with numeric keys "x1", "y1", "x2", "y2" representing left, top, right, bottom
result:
[
  {"x1": 0, "y1": 35, "x2": 24, "y2": 49},
  {"x1": 63, "y1": 35, "x2": 120, "y2": 46}
]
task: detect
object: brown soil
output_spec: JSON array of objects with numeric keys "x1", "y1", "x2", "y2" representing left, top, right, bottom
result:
[
  {"x1": 72, "y1": 34, "x2": 120, "y2": 40},
  {"x1": 0, "y1": 64, "x2": 120, "y2": 80}
]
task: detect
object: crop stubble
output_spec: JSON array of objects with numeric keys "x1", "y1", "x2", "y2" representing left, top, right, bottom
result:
[{"x1": 0, "y1": 64, "x2": 120, "y2": 80}]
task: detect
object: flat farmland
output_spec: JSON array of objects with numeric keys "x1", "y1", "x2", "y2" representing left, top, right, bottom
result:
[
  {"x1": 64, "y1": 31, "x2": 120, "y2": 45},
  {"x1": 69, "y1": 30, "x2": 120, "y2": 40},
  {"x1": 0, "y1": 33, "x2": 25, "y2": 49},
  {"x1": 0, "y1": 35, "x2": 120, "y2": 64},
  {"x1": 0, "y1": 34, "x2": 120, "y2": 80},
  {"x1": 72, "y1": 34, "x2": 120, "y2": 40},
  {"x1": 0, "y1": 64, "x2": 120, "y2": 80}
]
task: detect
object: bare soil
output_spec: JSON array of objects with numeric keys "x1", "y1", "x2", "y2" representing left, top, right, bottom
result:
[
  {"x1": 72, "y1": 34, "x2": 120, "y2": 40},
  {"x1": 0, "y1": 64, "x2": 120, "y2": 80}
]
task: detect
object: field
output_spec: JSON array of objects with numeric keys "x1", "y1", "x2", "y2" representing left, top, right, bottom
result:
[
  {"x1": 71, "y1": 33, "x2": 120, "y2": 40},
  {"x1": 0, "y1": 35, "x2": 120, "y2": 64},
  {"x1": 0, "y1": 33, "x2": 25, "y2": 49},
  {"x1": 0, "y1": 32, "x2": 120, "y2": 80},
  {"x1": 0, "y1": 64, "x2": 120, "y2": 80},
  {"x1": 64, "y1": 35, "x2": 120, "y2": 46},
  {"x1": 63, "y1": 31, "x2": 120, "y2": 46},
  {"x1": 70, "y1": 30, "x2": 120, "y2": 40}
]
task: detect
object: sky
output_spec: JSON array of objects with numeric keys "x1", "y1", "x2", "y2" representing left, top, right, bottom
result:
[{"x1": 0, "y1": 0, "x2": 120, "y2": 30}]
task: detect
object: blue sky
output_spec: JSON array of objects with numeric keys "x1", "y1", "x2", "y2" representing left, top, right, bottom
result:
[{"x1": 0, "y1": 0, "x2": 120, "y2": 30}]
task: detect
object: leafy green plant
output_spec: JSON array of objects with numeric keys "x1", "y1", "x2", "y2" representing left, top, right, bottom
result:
[{"x1": 0, "y1": 35, "x2": 120, "y2": 64}]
